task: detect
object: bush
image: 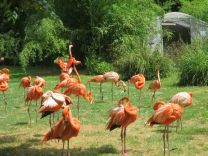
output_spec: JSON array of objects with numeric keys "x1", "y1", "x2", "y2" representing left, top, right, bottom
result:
[
  {"x1": 116, "y1": 49, "x2": 174, "y2": 80},
  {"x1": 0, "y1": 31, "x2": 21, "y2": 65},
  {"x1": 85, "y1": 56, "x2": 114, "y2": 75},
  {"x1": 19, "y1": 17, "x2": 69, "y2": 68},
  {"x1": 179, "y1": 44, "x2": 208, "y2": 86}
]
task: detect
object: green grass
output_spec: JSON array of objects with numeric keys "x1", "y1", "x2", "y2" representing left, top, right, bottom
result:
[{"x1": 0, "y1": 66, "x2": 208, "y2": 156}]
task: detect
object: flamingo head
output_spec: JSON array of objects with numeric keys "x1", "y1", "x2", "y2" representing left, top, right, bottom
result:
[
  {"x1": 69, "y1": 45, "x2": 74, "y2": 56},
  {"x1": 42, "y1": 90, "x2": 53, "y2": 98},
  {"x1": 189, "y1": 92, "x2": 192, "y2": 97},
  {"x1": 63, "y1": 105, "x2": 71, "y2": 122}
]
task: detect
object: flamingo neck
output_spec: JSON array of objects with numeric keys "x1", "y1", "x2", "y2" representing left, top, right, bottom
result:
[
  {"x1": 69, "y1": 45, "x2": 73, "y2": 58},
  {"x1": 73, "y1": 64, "x2": 81, "y2": 83},
  {"x1": 157, "y1": 70, "x2": 160, "y2": 83}
]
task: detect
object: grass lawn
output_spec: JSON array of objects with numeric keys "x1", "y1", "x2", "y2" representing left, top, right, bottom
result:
[{"x1": 0, "y1": 66, "x2": 208, "y2": 156}]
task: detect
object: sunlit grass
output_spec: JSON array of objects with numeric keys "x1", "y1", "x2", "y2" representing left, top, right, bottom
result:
[{"x1": 0, "y1": 66, "x2": 208, "y2": 156}]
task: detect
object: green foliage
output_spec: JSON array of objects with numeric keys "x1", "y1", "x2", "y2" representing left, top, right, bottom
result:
[
  {"x1": 85, "y1": 56, "x2": 113, "y2": 74},
  {"x1": 181, "y1": 0, "x2": 208, "y2": 22},
  {"x1": 179, "y1": 39, "x2": 208, "y2": 86},
  {"x1": 55, "y1": 0, "x2": 163, "y2": 66},
  {"x1": 20, "y1": 17, "x2": 68, "y2": 67},
  {"x1": 154, "y1": 0, "x2": 182, "y2": 12},
  {"x1": 0, "y1": 31, "x2": 21, "y2": 64},
  {"x1": 116, "y1": 47, "x2": 174, "y2": 80}
]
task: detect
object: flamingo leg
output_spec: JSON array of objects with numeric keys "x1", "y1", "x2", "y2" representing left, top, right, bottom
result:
[
  {"x1": 67, "y1": 140, "x2": 70, "y2": 156},
  {"x1": 77, "y1": 96, "x2": 80, "y2": 119},
  {"x1": 2, "y1": 91, "x2": 7, "y2": 111},
  {"x1": 49, "y1": 114, "x2": 52, "y2": 128},
  {"x1": 35, "y1": 101, "x2": 38, "y2": 124},
  {"x1": 166, "y1": 126, "x2": 170, "y2": 156},
  {"x1": 127, "y1": 81, "x2": 130, "y2": 98},
  {"x1": 27, "y1": 101, "x2": 31, "y2": 124},
  {"x1": 111, "y1": 82, "x2": 114, "y2": 104},
  {"x1": 23, "y1": 88, "x2": 25, "y2": 100},
  {"x1": 53, "y1": 112, "x2": 55, "y2": 124},
  {"x1": 121, "y1": 127, "x2": 124, "y2": 155},
  {"x1": 61, "y1": 141, "x2": 65, "y2": 156},
  {"x1": 124, "y1": 128, "x2": 127, "y2": 154},
  {"x1": 152, "y1": 91, "x2": 156, "y2": 102},
  {"x1": 180, "y1": 118, "x2": 182, "y2": 130},
  {"x1": 100, "y1": 83, "x2": 103, "y2": 101},
  {"x1": 163, "y1": 126, "x2": 166, "y2": 156},
  {"x1": 139, "y1": 89, "x2": 142, "y2": 104}
]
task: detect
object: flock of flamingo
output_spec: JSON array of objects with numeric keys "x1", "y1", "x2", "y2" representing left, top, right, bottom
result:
[{"x1": 0, "y1": 45, "x2": 192, "y2": 156}]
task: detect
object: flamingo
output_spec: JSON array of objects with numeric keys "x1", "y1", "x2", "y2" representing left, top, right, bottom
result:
[
  {"x1": 88, "y1": 72, "x2": 126, "y2": 103},
  {"x1": 20, "y1": 76, "x2": 32, "y2": 99},
  {"x1": 55, "y1": 45, "x2": 81, "y2": 91},
  {"x1": 0, "y1": 81, "x2": 8, "y2": 110},
  {"x1": 170, "y1": 92, "x2": 192, "y2": 131},
  {"x1": 63, "y1": 82, "x2": 93, "y2": 119},
  {"x1": 25, "y1": 85, "x2": 43, "y2": 123},
  {"x1": 0, "y1": 68, "x2": 10, "y2": 82},
  {"x1": 43, "y1": 105, "x2": 80, "y2": 156},
  {"x1": 34, "y1": 76, "x2": 46, "y2": 87},
  {"x1": 0, "y1": 68, "x2": 10, "y2": 110},
  {"x1": 56, "y1": 45, "x2": 81, "y2": 80},
  {"x1": 128, "y1": 73, "x2": 145, "y2": 107},
  {"x1": 148, "y1": 68, "x2": 161, "y2": 101},
  {"x1": 103, "y1": 71, "x2": 126, "y2": 103},
  {"x1": 88, "y1": 75, "x2": 105, "y2": 101},
  {"x1": 40, "y1": 90, "x2": 73, "y2": 127},
  {"x1": 146, "y1": 102, "x2": 183, "y2": 156},
  {"x1": 62, "y1": 46, "x2": 93, "y2": 119},
  {"x1": 106, "y1": 96, "x2": 137, "y2": 155}
]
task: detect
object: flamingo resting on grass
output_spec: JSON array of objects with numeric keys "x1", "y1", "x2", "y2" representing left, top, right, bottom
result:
[
  {"x1": 43, "y1": 105, "x2": 80, "y2": 156},
  {"x1": 106, "y1": 96, "x2": 137, "y2": 156},
  {"x1": 146, "y1": 102, "x2": 183, "y2": 156}
]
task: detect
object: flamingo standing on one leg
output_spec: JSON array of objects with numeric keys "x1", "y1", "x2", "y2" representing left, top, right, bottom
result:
[
  {"x1": 128, "y1": 73, "x2": 145, "y2": 107},
  {"x1": 43, "y1": 105, "x2": 80, "y2": 156},
  {"x1": 106, "y1": 96, "x2": 137, "y2": 156},
  {"x1": 146, "y1": 102, "x2": 183, "y2": 156},
  {"x1": 170, "y1": 92, "x2": 192, "y2": 131},
  {"x1": 39, "y1": 90, "x2": 73, "y2": 127},
  {"x1": 148, "y1": 68, "x2": 161, "y2": 102},
  {"x1": 25, "y1": 85, "x2": 43, "y2": 123}
]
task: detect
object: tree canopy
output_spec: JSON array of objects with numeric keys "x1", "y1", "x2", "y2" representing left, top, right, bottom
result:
[{"x1": 0, "y1": 0, "x2": 207, "y2": 70}]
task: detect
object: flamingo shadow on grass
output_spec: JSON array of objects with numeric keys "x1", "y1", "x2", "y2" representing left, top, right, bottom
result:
[
  {"x1": 0, "y1": 135, "x2": 118, "y2": 156},
  {"x1": 13, "y1": 121, "x2": 28, "y2": 126}
]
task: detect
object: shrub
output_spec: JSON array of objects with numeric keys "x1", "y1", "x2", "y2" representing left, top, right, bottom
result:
[
  {"x1": 179, "y1": 46, "x2": 208, "y2": 86},
  {"x1": 85, "y1": 56, "x2": 114, "y2": 75},
  {"x1": 116, "y1": 49, "x2": 174, "y2": 80},
  {"x1": 0, "y1": 31, "x2": 21, "y2": 65},
  {"x1": 19, "y1": 17, "x2": 68, "y2": 68}
]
